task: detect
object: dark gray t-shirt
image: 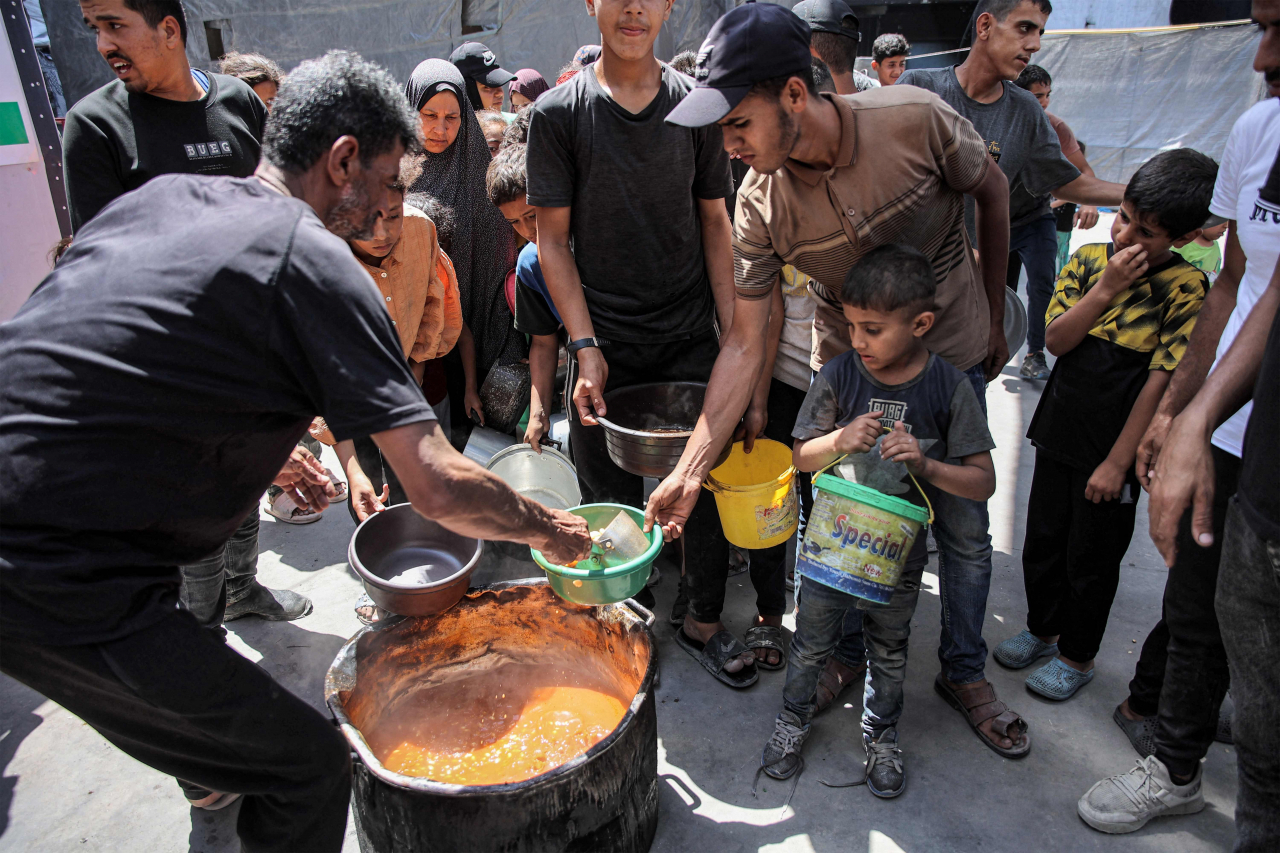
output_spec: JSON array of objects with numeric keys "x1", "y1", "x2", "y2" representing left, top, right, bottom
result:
[
  {"x1": 526, "y1": 66, "x2": 733, "y2": 343},
  {"x1": 794, "y1": 352, "x2": 994, "y2": 505},
  {"x1": 898, "y1": 66, "x2": 1080, "y2": 234},
  {"x1": 0, "y1": 175, "x2": 435, "y2": 644}
]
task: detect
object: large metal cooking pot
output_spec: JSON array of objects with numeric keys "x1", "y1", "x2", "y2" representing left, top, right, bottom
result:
[
  {"x1": 595, "y1": 381, "x2": 731, "y2": 478},
  {"x1": 485, "y1": 444, "x2": 582, "y2": 510},
  {"x1": 326, "y1": 580, "x2": 659, "y2": 853},
  {"x1": 348, "y1": 504, "x2": 482, "y2": 617}
]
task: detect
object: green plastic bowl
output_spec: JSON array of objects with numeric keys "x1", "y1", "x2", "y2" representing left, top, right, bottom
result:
[{"x1": 531, "y1": 503, "x2": 663, "y2": 605}]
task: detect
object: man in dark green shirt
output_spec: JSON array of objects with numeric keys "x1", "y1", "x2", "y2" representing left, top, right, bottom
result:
[{"x1": 64, "y1": 0, "x2": 265, "y2": 230}]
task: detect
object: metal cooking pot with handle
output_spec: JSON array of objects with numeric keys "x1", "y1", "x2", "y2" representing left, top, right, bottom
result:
[{"x1": 595, "y1": 382, "x2": 731, "y2": 478}]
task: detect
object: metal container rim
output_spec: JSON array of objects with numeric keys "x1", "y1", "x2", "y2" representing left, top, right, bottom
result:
[
  {"x1": 324, "y1": 578, "x2": 657, "y2": 798},
  {"x1": 347, "y1": 503, "x2": 483, "y2": 593}
]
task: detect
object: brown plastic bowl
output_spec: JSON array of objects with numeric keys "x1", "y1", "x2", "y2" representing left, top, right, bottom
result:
[{"x1": 347, "y1": 504, "x2": 482, "y2": 617}]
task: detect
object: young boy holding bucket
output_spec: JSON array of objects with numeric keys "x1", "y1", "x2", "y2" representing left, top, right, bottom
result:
[{"x1": 758, "y1": 244, "x2": 996, "y2": 798}]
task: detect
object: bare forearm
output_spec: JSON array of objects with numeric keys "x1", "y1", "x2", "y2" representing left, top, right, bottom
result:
[
  {"x1": 674, "y1": 296, "x2": 771, "y2": 480},
  {"x1": 700, "y1": 199, "x2": 736, "y2": 336},
  {"x1": 1109, "y1": 371, "x2": 1171, "y2": 469},
  {"x1": 376, "y1": 421, "x2": 561, "y2": 544},
  {"x1": 528, "y1": 335, "x2": 558, "y2": 423},
  {"x1": 793, "y1": 434, "x2": 844, "y2": 473},
  {"x1": 458, "y1": 325, "x2": 479, "y2": 393},
  {"x1": 537, "y1": 233, "x2": 596, "y2": 341},
  {"x1": 753, "y1": 286, "x2": 785, "y2": 410},
  {"x1": 1157, "y1": 232, "x2": 1243, "y2": 418},
  {"x1": 336, "y1": 439, "x2": 360, "y2": 479},
  {"x1": 971, "y1": 160, "x2": 1010, "y2": 323},
  {"x1": 411, "y1": 359, "x2": 426, "y2": 386},
  {"x1": 1053, "y1": 174, "x2": 1125, "y2": 207},
  {"x1": 919, "y1": 457, "x2": 996, "y2": 502},
  {"x1": 1183, "y1": 262, "x2": 1280, "y2": 431}
]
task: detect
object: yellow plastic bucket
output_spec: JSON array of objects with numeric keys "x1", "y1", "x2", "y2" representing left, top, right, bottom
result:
[{"x1": 704, "y1": 439, "x2": 799, "y2": 549}]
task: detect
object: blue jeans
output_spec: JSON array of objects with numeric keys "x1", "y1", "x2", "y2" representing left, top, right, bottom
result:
[
  {"x1": 1006, "y1": 214, "x2": 1059, "y2": 354},
  {"x1": 829, "y1": 363, "x2": 993, "y2": 684},
  {"x1": 785, "y1": 537, "x2": 928, "y2": 738},
  {"x1": 1216, "y1": 499, "x2": 1280, "y2": 852}
]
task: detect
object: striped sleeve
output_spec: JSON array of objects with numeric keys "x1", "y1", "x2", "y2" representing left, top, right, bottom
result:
[
  {"x1": 926, "y1": 95, "x2": 989, "y2": 195},
  {"x1": 1151, "y1": 269, "x2": 1208, "y2": 371},
  {"x1": 733, "y1": 187, "x2": 783, "y2": 301},
  {"x1": 1046, "y1": 247, "x2": 1093, "y2": 328}
]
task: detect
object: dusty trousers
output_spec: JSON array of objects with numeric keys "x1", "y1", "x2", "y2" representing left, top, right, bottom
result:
[{"x1": 0, "y1": 603, "x2": 351, "y2": 852}]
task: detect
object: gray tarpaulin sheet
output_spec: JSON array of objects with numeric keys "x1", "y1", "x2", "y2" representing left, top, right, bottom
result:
[
  {"x1": 41, "y1": 4, "x2": 1264, "y2": 185},
  {"x1": 1034, "y1": 23, "x2": 1266, "y2": 183}
]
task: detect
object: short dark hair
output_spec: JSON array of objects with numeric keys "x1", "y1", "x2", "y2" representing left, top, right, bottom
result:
[
  {"x1": 841, "y1": 244, "x2": 936, "y2": 314},
  {"x1": 872, "y1": 33, "x2": 910, "y2": 63},
  {"x1": 811, "y1": 58, "x2": 836, "y2": 94},
  {"x1": 979, "y1": 0, "x2": 1053, "y2": 22},
  {"x1": 124, "y1": 0, "x2": 187, "y2": 43},
  {"x1": 669, "y1": 50, "x2": 698, "y2": 76},
  {"x1": 406, "y1": 192, "x2": 456, "y2": 253},
  {"x1": 502, "y1": 105, "x2": 532, "y2": 148},
  {"x1": 486, "y1": 143, "x2": 527, "y2": 207},
  {"x1": 219, "y1": 52, "x2": 283, "y2": 88},
  {"x1": 262, "y1": 51, "x2": 420, "y2": 174},
  {"x1": 1124, "y1": 149, "x2": 1219, "y2": 239},
  {"x1": 810, "y1": 31, "x2": 858, "y2": 76},
  {"x1": 748, "y1": 66, "x2": 819, "y2": 102},
  {"x1": 1014, "y1": 64, "x2": 1052, "y2": 90}
]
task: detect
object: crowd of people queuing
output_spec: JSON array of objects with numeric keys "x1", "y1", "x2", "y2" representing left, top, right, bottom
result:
[{"x1": 1, "y1": 0, "x2": 1278, "y2": 850}]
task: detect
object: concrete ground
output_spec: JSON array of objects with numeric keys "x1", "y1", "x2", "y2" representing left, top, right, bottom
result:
[{"x1": 0, "y1": 219, "x2": 1239, "y2": 853}]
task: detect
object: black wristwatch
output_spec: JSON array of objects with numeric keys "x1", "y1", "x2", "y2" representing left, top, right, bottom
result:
[{"x1": 566, "y1": 336, "x2": 609, "y2": 355}]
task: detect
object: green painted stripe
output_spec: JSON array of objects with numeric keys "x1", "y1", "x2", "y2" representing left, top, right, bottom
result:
[{"x1": 0, "y1": 102, "x2": 30, "y2": 146}]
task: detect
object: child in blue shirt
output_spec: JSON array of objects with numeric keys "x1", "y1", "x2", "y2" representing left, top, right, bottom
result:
[{"x1": 486, "y1": 143, "x2": 562, "y2": 449}]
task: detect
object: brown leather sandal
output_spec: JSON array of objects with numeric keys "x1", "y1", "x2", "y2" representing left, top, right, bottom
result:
[
  {"x1": 814, "y1": 657, "x2": 867, "y2": 715},
  {"x1": 934, "y1": 674, "x2": 1031, "y2": 759}
]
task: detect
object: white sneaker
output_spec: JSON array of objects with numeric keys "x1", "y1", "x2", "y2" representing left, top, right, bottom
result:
[{"x1": 1078, "y1": 755, "x2": 1205, "y2": 834}]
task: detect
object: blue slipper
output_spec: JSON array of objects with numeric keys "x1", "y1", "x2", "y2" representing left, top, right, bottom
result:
[
  {"x1": 1026, "y1": 658, "x2": 1094, "y2": 700},
  {"x1": 994, "y1": 630, "x2": 1059, "y2": 669}
]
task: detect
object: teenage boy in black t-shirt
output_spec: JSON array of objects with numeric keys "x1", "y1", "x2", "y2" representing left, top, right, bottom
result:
[
  {"x1": 528, "y1": 0, "x2": 783, "y2": 683},
  {"x1": 65, "y1": 0, "x2": 266, "y2": 230}
]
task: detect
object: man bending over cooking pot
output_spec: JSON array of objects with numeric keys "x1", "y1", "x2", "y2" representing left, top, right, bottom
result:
[{"x1": 0, "y1": 51, "x2": 590, "y2": 853}]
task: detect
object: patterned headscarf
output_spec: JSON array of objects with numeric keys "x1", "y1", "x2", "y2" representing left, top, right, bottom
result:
[
  {"x1": 510, "y1": 68, "x2": 550, "y2": 103},
  {"x1": 404, "y1": 59, "x2": 522, "y2": 377}
]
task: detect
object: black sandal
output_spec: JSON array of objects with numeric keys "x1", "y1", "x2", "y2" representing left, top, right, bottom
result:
[
  {"x1": 676, "y1": 628, "x2": 758, "y2": 689},
  {"x1": 744, "y1": 625, "x2": 787, "y2": 671}
]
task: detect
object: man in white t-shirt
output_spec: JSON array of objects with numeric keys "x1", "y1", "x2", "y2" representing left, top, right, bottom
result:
[{"x1": 1076, "y1": 3, "x2": 1280, "y2": 834}]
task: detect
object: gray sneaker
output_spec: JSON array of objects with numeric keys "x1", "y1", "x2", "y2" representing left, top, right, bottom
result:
[
  {"x1": 224, "y1": 582, "x2": 313, "y2": 622},
  {"x1": 1078, "y1": 756, "x2": 1205, "y2": 834},
  {"x1": 1020, "y1": 351, "x2": 1051, "y2": 380},
  {"x1": 760, "y1": 711, "x2": 810, "y2": 781},
  {"x1": 864, "y1": 728, "x2": 905, "y2": 799}
]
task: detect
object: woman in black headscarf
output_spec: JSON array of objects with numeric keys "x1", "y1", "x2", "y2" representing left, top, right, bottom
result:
[{"x1": 403, "y1": 59, "x2": 523, "y2": 425}]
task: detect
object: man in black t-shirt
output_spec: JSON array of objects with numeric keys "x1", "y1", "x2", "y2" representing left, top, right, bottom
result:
[
  {"x1": 527, "y1": 0, "x2": 778, "y2": 683},
  {"x1": 68, "y1": 2, "x2": 308, "y2": 626},
  {"x1": 65, "y1": 0, "x2": 266, "y2": 230},
  {"x1": 0, "y1": 52, "x2": 589, "y2": 850}
]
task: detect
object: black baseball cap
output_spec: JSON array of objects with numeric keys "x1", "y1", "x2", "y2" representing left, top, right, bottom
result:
[
  {"x1": 449, "y1": 42, "x2": 517, "y2": 87},
  {"x1": 666, "y1": 3, "x2": 812, "y2": 128},
  {"x1": 792, "y1": 0, "x2": 860, "y2": 42}
]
